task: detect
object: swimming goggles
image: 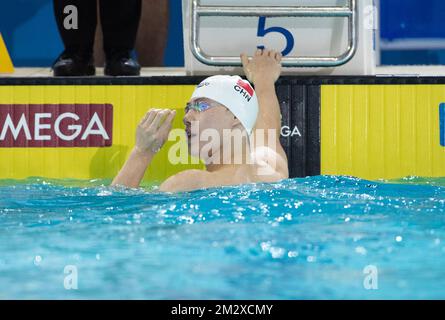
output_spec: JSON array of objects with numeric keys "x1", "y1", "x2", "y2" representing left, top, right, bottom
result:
[{"x1": 185, "y1": 101, "x2": 215, "y2": 113}]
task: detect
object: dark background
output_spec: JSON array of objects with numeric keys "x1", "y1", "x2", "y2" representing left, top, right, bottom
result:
[{"x1": 1, "y1": 0, "x2": 445, "y2": 67}]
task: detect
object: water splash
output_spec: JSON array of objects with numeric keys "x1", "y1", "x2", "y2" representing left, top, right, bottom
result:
[{"x1": 0, "y1": 175, "x2": 444, "y2": 299}]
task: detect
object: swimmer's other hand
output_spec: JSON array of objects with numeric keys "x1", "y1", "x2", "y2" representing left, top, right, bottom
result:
[
  {"x1": 240, "y1": 49, "x2": 282, "y2": 85},
  {"x1": 135, "y1": 108, "x2": 176, "y2": 155}
]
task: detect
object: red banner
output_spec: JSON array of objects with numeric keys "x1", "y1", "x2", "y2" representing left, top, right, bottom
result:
[{"x1": 0, "y1": 104, "x2": 113, "y2": 147}]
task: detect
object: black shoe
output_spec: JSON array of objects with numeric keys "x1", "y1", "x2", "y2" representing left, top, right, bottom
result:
[
  {"x1": 52, "y1": 51, "x2": 95, "y2": 77},
  {"x1": 104, "y1": 50, "x2": 141, "y2": 76}
]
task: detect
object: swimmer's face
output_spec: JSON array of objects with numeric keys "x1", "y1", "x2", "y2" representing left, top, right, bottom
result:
[{"x1": 183, "y1": 98, "x2": 242, "y2": 159}]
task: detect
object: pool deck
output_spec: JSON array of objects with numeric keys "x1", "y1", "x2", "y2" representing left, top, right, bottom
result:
[
  {"x1": 0, "y1": 67, "x2": 188, "y2": 77},
  {"x1": 2, "y1": 66, "x2": 445, "y2": 78}
]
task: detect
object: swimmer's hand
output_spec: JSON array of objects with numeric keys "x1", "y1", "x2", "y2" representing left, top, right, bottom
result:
[
  {"x1": 135, "y1": 108, "x2": 176, "y2": 155},
  {"x1": 112, "y1": 108, "x2": 176, "y2": 189},
  {"x1": 240, "y1": 49, "x2": 282, "y2": 85}
]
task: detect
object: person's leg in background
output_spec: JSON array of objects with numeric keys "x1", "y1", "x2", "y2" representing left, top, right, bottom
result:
[
  {"x1": 93, "y1": 0, "x2": 168, "y2": 68},
  {"x1": 52, "y1": 0, "x2": 97, "y2": 76},
  {"x1": 99, "y1": 0, "x2": 142, "y2": 76},
  {"x1": 135, "y1": 0, "x2": 168, "y2": 67}
]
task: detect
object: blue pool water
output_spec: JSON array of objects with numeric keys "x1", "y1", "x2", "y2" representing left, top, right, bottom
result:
[{"x1": 0, "y1": 175, "x2": 444, "y2": 299}]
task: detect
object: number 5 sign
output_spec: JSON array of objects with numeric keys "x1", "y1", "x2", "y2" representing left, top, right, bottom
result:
[
  {"x1": 257, "y1": 17, "x2": 295, "y2": 56},
  {"x1": 182, "y1": 0, "x2": 376, "y2": 76}
]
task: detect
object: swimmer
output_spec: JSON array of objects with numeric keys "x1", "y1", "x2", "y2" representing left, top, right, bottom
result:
[{"x1": 111, "y1": 49, "x2": 289, "y2": 191}]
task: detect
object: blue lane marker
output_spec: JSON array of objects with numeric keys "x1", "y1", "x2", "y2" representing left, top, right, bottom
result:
[{"x1": 440, "y1": 103, "x2": 445, "y2": 147}]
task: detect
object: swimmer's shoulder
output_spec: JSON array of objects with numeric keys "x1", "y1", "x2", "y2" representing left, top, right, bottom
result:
[
  {"x1": 250, "y1": 146, "x2": 289, "y2": 183},
  {"x1": 159, "y1": 169, "x2": 212, "y2": 192},
  {"x1": 160, "y1": 168, "x2": 249, "y2": 192},
  {"x1": 159, "y1": 160, "x2": 288, "y2": 192}
]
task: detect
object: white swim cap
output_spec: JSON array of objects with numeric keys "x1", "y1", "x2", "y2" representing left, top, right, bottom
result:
[{"x1": 190, "y1": 75, "x2": 259, "y2": 135}]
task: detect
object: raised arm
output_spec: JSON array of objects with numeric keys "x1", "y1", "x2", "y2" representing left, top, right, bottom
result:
[
  {"x1": 111, "y1": 109, "x2": 176, "y2": 188},
  {"x1": 241, "y1": 49, "x2": 289, "y2": 179},
  {"x1": 241, "y1": 49, "x2": 282, "y2": 132}
]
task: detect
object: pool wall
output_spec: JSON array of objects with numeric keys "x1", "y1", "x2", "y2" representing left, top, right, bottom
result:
[{"x1": 0, "y1": 76, "x2": 444, "y2": 181}]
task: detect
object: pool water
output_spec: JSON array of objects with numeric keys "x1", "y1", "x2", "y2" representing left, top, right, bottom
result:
[{"x1": 0, "y1": 175, "x2": 444, "y2": 299}]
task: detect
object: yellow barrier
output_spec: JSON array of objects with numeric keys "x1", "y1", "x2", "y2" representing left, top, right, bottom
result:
[
  {"x1": 321, "y1": 85, "x2": 445, "y2": 180},
  {"x1": 0, "y1": 85, "x2": 203, "y2": 184},
  {"x1": 1, "y1": 82, "x2": 444, "y2": 182}
]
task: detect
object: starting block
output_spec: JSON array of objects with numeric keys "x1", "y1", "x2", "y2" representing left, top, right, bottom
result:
[{"x1": 182, "y1": 0, "x2": 377, "y2": 75}]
